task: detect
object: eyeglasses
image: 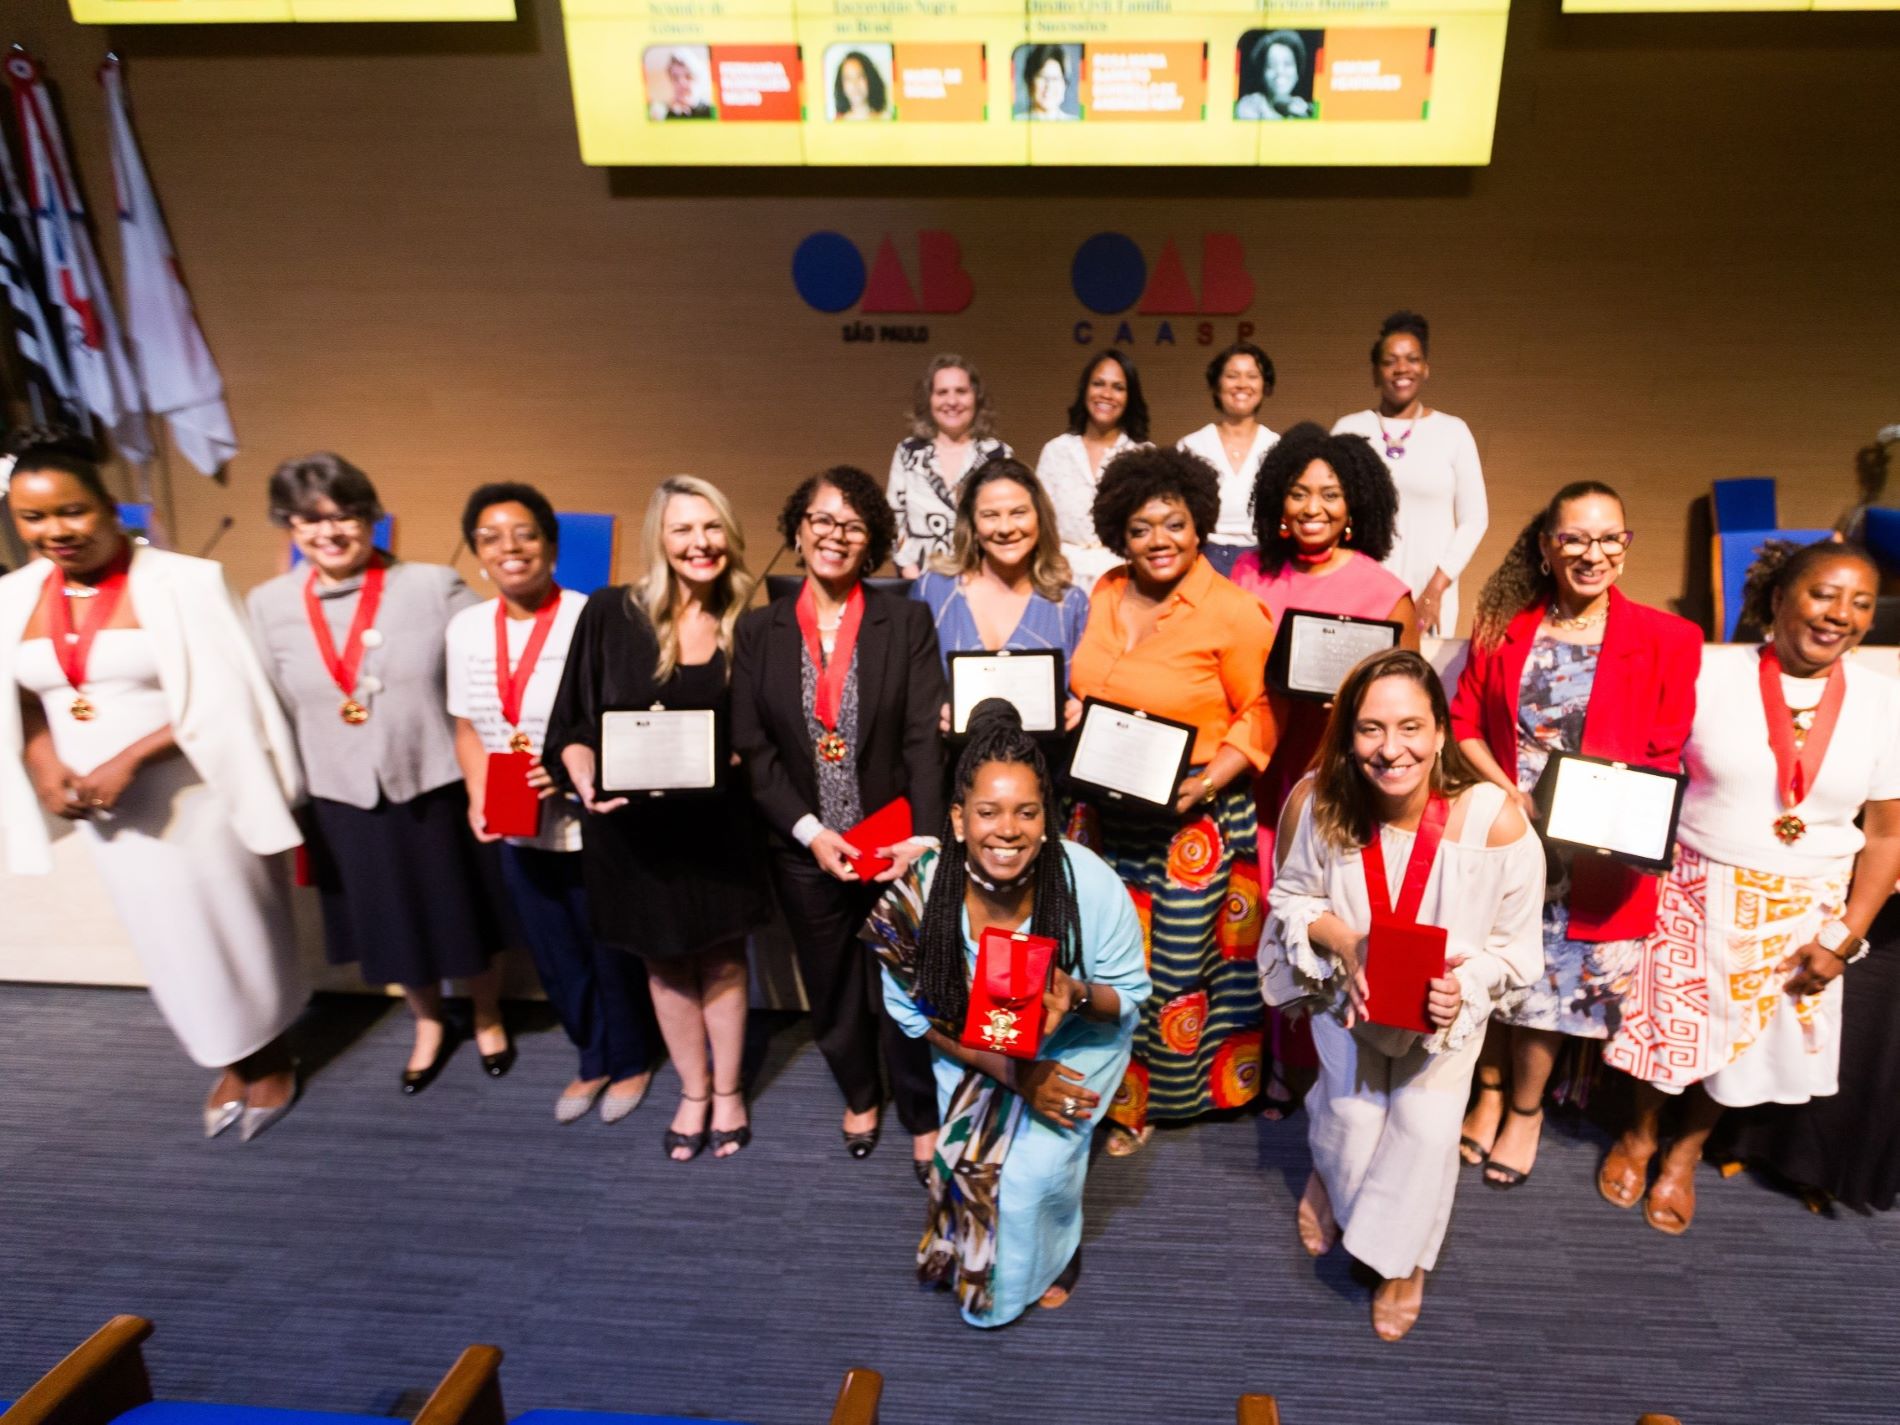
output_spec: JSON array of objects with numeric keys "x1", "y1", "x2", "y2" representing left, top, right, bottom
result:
[
  {"x1": 472, "y1": 524, "x2": 543, "y2": 549},
  {"x1": 286, "y1": 512, "x2": 366, "y2": 534},
  {"x1": 1551, "y1": 530, "x2": 1634, "y2": 558},
  {"x1": 804, "y1": 511, "x2": 870, "y2": 544}
]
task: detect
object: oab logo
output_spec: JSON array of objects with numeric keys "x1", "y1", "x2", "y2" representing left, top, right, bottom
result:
[
  {"x1": 1069, "y1": 232, "x2": 1257, "y2": 348},
  {"x1": 792, "y1": 230, "x2": 975, "y2": 345}
]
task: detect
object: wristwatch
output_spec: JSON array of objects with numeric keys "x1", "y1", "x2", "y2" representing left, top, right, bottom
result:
[{"x1": 1818, "y1": 918, "x2": 1872, "y2": 965}]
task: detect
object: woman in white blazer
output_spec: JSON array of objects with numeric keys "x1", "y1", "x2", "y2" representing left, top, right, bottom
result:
[{"x1": 0, "y1": 428, "x2": 307, "y2": 1142}]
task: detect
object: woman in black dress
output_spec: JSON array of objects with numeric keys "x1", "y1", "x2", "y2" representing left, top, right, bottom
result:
[
  {"x1": 545, "y1": 476, "x2": 771, "y2": 1160},
  {"x1": 732, "y1": 464, "x2": 946, "y2": 1180}
]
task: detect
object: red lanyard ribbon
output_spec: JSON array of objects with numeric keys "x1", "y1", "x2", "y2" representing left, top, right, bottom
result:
[
  {"x1": 1758, "y1": 642, "x2": 1844, "y2": 812},
  {"x1": 495, "y1": 587, "x2": 562, "y2": 733},
  {"x1": 1361, "y1": 794, "x2": 1449, "y2": 923},
  {"x1": 794, "y1": 581, "x2": 865, "y2": 731},
  {"x1": 44, "y1": 545, "x2": 132, "y2": 692},
  {"x1": 303, "y1": 558, "x2": 386, "y2": 703}
]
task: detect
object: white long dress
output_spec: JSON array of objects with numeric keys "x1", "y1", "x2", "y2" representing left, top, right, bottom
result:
[
  {"x1": 1264, "y1": 781, "x2": 1544, "y2": 1279},
  {"x1": 15, "y1": 630, "x2": 306, "y2": 1067},
  {"x1": 1331, "y1": 409, "x2": 1486, "y2": 635}
]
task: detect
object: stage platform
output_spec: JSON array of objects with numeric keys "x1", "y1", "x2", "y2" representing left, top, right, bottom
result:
[{"x1": 2, "y1": 986, "x2": 1896, "y2": 1425}]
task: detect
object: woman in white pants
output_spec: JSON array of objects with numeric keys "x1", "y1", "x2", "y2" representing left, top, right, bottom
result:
[{"x1": 1262, "y1": 648, "x2": 1542, "y2": 1340}]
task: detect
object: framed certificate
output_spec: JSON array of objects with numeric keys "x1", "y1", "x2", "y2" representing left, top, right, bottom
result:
[
  {"x1": 948, "y1": 649, "x2": 1063, "y2": 736},
  {"x1": 1065, "y1": 698, "x2": 1196, "y2": 812},
  {"x1": 1535, "y1": 752, "x2": 1686, "y2": 873},
  {"x1": 600, "y1": 708, "x2": 720, "y2": 796},
  {"x1": 1267, "y1": 610, "x2": 1403, "y2": 701}
]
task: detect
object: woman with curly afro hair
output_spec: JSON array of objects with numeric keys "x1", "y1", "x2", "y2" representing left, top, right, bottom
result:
[
  {"x1": 1230, "y1": 421, "x2": 1414, "y2": 1117},
  {"x1": 731, "y1": 464, "x2": 947, "y2": 1178},
  {"x1": 1066, "y1": 445, "x2": 1277, "y2": 1153}
]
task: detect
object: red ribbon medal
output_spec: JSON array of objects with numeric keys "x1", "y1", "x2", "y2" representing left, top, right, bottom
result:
[
  {"x1": 1758, "y1": 643, "x2": 1846, "y2": 846},
  {"x1": 43, "y1": 545, "x2": 132, "y2": 722},
  {"x1": 1361, "y1": 794, "x2": 1450, "y2": 923},
  {"x1": 495, "y1": 586, "x2": 562, "y2": 753},
  {"x1": 304, "y1": 558, "x2": 387, "y2": 724},
  {"x1": 795, "y1": 582, "x2": 865, "y2": 764}
]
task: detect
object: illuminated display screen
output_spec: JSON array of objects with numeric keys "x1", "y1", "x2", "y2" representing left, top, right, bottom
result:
[
  {"x1": 69, "y1": 0, "x2": 515, "y2": 21},
  {"x1": 563, "y1": 0, "x2": 1512, "y2": 166},
  {"x1": 1563, "y1": 0, "x2": 1892, "y2": 10}
]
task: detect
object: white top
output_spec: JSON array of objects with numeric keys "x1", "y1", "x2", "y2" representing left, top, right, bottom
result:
[
  {"x1": 16, "y1": 630, "x2": 169, "y2": 776},
  {"x1": 1264, "y1": 780, "x2": 1545, "y2": 1057},
  {"x1": 1677, "y1": 644, "x2": 1900, "y2": 877},
  {"x1": 1332, "y1": 409, "x2": 1487, "y2": 633},
  {"x1": 1176, "y1": 422, "x2": 1279, "y2": 545},
  {"x1": 445, "y1": 590, "x2": 588, "y2": 852},
  {"x1": 1035, "y1": 430, "x2": 1149, "y2": 595}
]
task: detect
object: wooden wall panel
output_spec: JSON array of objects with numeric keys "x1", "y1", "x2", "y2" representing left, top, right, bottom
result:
[{"x1": 5, "y1": 0, "x2": 1898, "y2": 625}]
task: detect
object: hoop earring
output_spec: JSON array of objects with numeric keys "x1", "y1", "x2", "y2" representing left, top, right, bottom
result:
[{"x1": 1538, "y1": 558, "x2": 1550, "y2": 576}]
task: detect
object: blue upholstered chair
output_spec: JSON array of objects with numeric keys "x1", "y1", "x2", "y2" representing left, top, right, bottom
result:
[
  {"x1": 551, "y1": 512, "x2": 617, "y2": 595},
  {"x1": 1709, "y1": 477, "x2": 1829, "y2": 641}
]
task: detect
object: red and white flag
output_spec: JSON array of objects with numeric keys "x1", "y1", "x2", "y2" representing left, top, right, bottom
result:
[
  {"x1": 4, "y1": 48, "x2": 149, "y2": 466},
  {"x1": 101, "y1": 56, "x2": 235, "y2": 476}
]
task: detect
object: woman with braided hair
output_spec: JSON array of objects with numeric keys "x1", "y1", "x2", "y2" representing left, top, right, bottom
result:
[{"x1": 862, "y1": 698, "x2": 1150, "y2": 1327}]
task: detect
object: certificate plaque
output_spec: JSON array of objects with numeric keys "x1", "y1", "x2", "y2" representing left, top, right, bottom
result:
[
  {"x1": 1267, "y1": 610, "x2": 1403, "y2": 701},
  {"x1": 1065, "y1": 698, "x2": 1196, "y2": 812},
  {"x1": 1535, "y1": 752, "x2": 1686, "y2": 873},
  {"x1": 600, "y1": 708, "x2": 719, "y2": 796},
  {"x1": 949, "y1": 649, "x2": 1063, "y2": 736}
]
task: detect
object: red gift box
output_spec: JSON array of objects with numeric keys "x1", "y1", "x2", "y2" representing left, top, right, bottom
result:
[
  {"x1": 960, "y1": 927, "x2": 1058, "y2": 1060},
  {"x1": 1363, "y1": 915, "x2": 1447, "y2": 1035},
  {"x1": 842, "y1": 798, "x2": 912, "y2": 880},
  {"x1": 482, "y1": 750, "x2": 543, "y2": 840}
]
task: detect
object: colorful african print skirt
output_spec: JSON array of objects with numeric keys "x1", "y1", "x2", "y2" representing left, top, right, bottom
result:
[{"x1": 1071, "y1": 778, "x2": 1264, "y2": 1129}]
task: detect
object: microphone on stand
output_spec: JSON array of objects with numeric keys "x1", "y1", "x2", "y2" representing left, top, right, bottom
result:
[{"x1": 197, "y1": 516, "x2": 235, "y2": 559}]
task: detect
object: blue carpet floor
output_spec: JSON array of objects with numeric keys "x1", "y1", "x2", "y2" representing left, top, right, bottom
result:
[{"x1": 2, "y1": 985, "x2": 1897, "y2": 1425}]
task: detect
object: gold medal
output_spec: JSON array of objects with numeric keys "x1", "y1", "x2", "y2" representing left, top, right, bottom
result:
[
  {"x1": 69, "y1": 696, "x2": 95, "y2": 722},
  {"x1": 507, "y1": 730, "x2": 533, "y2": 754},
  {"x1": 340, "y1": 698, "x2": 369, "y2": 725},
  {"x1": 1774, "y1": 812, "x2": 1806, "y2": 846},
  {"x1": 979, "y1": 1007, "x2": 1023, "y2": 1052},
  {"x1": 816, "y1": 730, "x2": 848, "y2": 764}
]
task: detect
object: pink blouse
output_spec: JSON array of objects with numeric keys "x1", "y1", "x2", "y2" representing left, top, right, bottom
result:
[{"x1": 1229, "y1": 549, "x2": 1411, "y2": 625}]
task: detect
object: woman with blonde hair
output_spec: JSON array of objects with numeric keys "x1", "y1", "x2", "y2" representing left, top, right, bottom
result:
[
  {"x1": 545, "y1": 475, "x2": 772, "y2": 1160},
  {"x1": 911, "y1": 458, "x2": 1088, "y2": 732},
  {"x1": 887, "y1": 354, "x2": 1011, "y2": 577}
]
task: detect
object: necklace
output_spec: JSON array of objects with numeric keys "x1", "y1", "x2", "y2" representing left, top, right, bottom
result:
[
  {"x1": 1376, "y1": 411, "x2": 1420, "y2": 461},
  {"x1": 61, "y1": 583, "x2": 102, "y2": 599},
  {"x1": 1548, "y1": 602, "x2": 1607, "y2": 631}
]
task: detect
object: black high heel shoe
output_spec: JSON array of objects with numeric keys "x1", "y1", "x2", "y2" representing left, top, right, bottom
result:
[
  {"x1": 710, "y1": 1089, "x2": 751, "y2": 1159},
  {"x1": 664, "y1": 1092, "x2": 711, "y2": 1163},
  {"x1": 843, "y1": 1122, "x2": 880, "y2": 1160},
  {"x1": 401, "y1": 1031, "x2": 459, "y2": 1096}
]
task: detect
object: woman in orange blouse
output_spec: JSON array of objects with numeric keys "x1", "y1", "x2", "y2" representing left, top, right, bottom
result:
[{"x1": 1069, "y1": 446, "x2": 1277, "y2": 1154}]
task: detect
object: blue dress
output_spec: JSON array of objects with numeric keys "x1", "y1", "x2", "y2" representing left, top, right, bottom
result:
[
  {"x1": 909, "y1": 570, "x2": 1091, "y2": 679},
  {"x1": 877, "y1": 841, "x2": 1151, "y2": 1326}
]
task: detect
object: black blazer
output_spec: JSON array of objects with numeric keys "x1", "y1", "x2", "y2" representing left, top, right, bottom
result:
[{"x1": 732, "y1": 584, "x2": 946, "y2": 851}]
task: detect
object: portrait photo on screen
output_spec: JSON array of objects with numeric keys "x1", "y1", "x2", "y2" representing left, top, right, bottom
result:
[
  {"x1": 825, "y1": 45, "x2": 896, "y2": 122},
  {"x1": 1235, "y1": 29, "x2": 1321, "y2": 121},
  {"x1": 645, "y1": 46, "x2": 716, "y2": 121},
  {"x1": 1013, "y1": 43, "x2": 1083, "y2": 121}
]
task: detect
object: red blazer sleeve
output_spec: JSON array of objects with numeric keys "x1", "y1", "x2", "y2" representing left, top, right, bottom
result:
[
  {"x1": 1447, "y1": 640, "x2": 1491, "y2": 748},
  {"x1": 1643, "y1": 613, "x2": 1702, "y2": 772}
]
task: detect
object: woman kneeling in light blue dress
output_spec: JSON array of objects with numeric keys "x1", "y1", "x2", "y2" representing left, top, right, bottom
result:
[{"x1": 864, "y1": 699, "x2": 1151, "y2": 1326}]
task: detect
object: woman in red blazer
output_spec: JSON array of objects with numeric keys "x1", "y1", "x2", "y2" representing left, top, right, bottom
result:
[{"x1": 1448, "y1": 481, "x2": 1701, "y2": 1189}]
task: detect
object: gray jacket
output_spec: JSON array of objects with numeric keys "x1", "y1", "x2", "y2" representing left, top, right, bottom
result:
[{"x1": 247, "y1": 560, "x2": 478, "y2": 809}]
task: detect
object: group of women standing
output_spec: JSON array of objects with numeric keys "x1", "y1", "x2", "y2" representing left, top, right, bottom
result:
[{"x1": 3, "y1": 303, "x2": 1896, "y2": 1342}]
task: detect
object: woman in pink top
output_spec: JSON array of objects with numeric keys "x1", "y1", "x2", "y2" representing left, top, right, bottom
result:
[{"x1": 1233, "y1": 422, "x2": 1414, "y2": 1114}]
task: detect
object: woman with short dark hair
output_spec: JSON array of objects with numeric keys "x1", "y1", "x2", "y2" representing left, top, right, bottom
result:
[
  {"x1": 1067, "y1": 445, "x2": 1277, "y2": 1154},
  {"x1": 249, "y1": 454, "x2": 504, "y2": 1093},
  {"x1": 1035, "y1": 349, "x2": 1152, "y2": 594},
  {"x1": 1176, "y1": 340, "x2": 1278, "y2": 577},
  {"x1": 732, "y1": 465, "x2": 946, "y2": 1176}
]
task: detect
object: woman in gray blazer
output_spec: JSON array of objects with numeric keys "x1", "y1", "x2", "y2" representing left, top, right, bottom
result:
[{"x1": 247, "y1": 454, "x2": 504, "y2": 1094}]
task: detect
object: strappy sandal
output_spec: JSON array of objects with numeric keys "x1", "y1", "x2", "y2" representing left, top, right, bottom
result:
[
  {"x1": 1482, "y1": 1101, "x2": 1543, "y2": 1190},
  {"x1": 663, "y1": 1092, "x2": 710, "y2": 1163},
  {"x1": 1104, "y1": 1124, "x2": 1153, "y2": 1158},
  {"x1": 710, "y1": 1089, "x2": 751, "y2": 1159},
  {"x1": 1257, "y1": 1059, "x2": 1297, "y2": 1122},
  {"x1": 1296, "y1": 1172, "x2": 1339, "y2": 1258},
  {"x1": 1459, "y1": 1075, "x2": 1504, "y2": 1166}
]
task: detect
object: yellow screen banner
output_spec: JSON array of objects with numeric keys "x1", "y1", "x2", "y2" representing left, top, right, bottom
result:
[
  {"x1": 70, "y1": 0, "x2": 514, "y2": 21},
  {"x1": 565, "y1": 0, "x2": 1510, "y2": 165}
]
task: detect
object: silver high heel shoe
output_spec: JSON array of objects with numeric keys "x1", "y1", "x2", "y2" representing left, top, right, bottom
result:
[
  {"x1": 238, "y1": 1063, "x2": 300, "y2": 1143},
  {"x1": 203, "y1": 1097, "x2": 244, "y2": 1140}
]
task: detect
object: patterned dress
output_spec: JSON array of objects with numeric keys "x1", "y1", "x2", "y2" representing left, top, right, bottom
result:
[{"x1": 1500, "y1": 637, "x2": 1646, "y2": 1038}]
